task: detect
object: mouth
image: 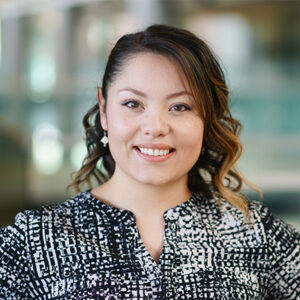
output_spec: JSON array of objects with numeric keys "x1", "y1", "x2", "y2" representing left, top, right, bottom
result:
[{"x1": 134, "y1": 146, "x2": 176, "y2": 156}]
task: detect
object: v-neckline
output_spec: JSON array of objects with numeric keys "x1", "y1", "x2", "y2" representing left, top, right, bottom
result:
[{"x1": 133, "y1": 220, "x2": 167, "y2": 273}]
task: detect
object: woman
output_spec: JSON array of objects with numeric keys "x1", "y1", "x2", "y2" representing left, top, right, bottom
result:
[{"x1": 0, "y1": 24, "x2": 299, "y2": 299}]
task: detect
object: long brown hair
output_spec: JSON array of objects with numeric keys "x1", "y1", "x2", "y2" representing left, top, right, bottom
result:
[{"x1": 69, "y1": 24, "x2": 261, "y2": 221}]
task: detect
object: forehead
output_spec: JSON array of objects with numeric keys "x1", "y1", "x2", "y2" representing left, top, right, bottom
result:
[{"x1": 109, "y1": 52, "x2": 190, "y2": 93}]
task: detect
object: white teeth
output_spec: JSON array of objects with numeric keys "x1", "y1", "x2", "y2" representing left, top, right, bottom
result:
[{"x1": 138, "y1": 147, "x2": 171, "y2": 156}]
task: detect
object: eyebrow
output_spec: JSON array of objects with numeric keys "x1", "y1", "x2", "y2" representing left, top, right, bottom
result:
[{"x1": 118, "y1": 87, "x2": 192, "y2": 100}]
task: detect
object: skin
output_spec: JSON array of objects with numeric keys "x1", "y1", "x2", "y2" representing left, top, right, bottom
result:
[{"x1": 91, "y1": 52, "x2": 204, "y2": 263}]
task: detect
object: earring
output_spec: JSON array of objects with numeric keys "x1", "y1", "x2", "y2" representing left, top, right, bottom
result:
[{"x1": 101, "y1": 130, "x2": 109, "y2": 147}]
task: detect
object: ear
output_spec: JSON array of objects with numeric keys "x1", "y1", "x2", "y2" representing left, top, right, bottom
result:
[{"x1": 97, "y1": 87, "x2": 108, "y2": 131}]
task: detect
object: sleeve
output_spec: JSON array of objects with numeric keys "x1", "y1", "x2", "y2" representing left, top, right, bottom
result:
[
  {"x1": 261, "y1": 205, "x2": 300, "y2": 299},
  {"x1": 0, "y1": 212, "x2": 30, "y2": 298}
]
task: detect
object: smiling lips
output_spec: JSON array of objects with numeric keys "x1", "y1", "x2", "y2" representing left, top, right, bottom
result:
[{"x1": 134, "y1": 143, "x2": 175, "y2": 162}]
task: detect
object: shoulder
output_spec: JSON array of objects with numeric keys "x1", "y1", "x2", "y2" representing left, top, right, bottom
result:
[
  {"x1": 196, "y1": 196, "x2": 300, "y2": 298},
  {"x1": 0, "y1": 191, "x2": 96, "y2": 272},
  {"x1": 222, "y1": 198, "x2": 299, "y2": 236},
  {"x1": 0, "y1": 191, "x2": 94, "y2": 237},
  {"x1": 247, "y1": 200, "x2": 300, "y2": 263},
  {"x1": 219, "y1": 198, "x2": 300, "y2": 262},
  {"x1": 198, "y1": 195, "x2": 300, "y2": 246},
  {"x1": 31, "y1": 191, "x2": 92, "y2": 219},
  {"x1": 244, "y1": 202, "x2": 300, "y2": 297},
  {"x1": 248, "y1": 200, "x2": 299, "y2": 238},
  {"x1": 247, "y1": 200, "x2": 300, "y2": 247},
  {"x1": 0, "y1": 191, "x2": 97, "y2": 297}
]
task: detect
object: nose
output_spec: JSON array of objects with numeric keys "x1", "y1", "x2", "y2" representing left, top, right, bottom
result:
[{"x1": 142, "y1": 108, "x2": 170, "y2": 137}]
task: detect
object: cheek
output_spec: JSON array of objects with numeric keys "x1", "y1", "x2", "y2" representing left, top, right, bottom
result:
[
  {"x1": 179, "y1": 120, "x2": 204, "y2": 172},
  {"x1": 107, "y1": 112, "x2": 137, "y2": 144},
  {"x1": 177, "y1": 119, "x2": 204, "y2": 149}
]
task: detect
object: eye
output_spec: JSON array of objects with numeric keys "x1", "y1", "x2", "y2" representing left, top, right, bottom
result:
[
  {"x1": 171, "y1": 104, "x2": 192, "y2": 112},
  {"x1": 122, "y1": 100, "x2": 142, "y2": 109}
]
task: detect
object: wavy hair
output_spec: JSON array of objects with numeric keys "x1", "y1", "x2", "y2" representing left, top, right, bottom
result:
[{"x1": 69, "y1": 24, "x2": 261, "y2": 222}]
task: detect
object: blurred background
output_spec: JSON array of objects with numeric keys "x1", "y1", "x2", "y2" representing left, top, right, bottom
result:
[{"x1": 0, "y1": 0, "x2": 299, "y2": 229}]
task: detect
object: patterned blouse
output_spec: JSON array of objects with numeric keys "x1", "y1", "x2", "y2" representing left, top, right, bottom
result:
[{"x1": 0, "y1": 191, "x2": 299, "y2": 299}]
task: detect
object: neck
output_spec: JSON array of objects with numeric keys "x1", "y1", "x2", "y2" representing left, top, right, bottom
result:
[{"x1": 93, "y1": 166, "x2": 192, "y2": 217}]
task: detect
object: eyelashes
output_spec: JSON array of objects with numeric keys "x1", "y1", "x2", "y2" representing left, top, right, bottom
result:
[
  {"x1": 122, "y1": 100, "x2": 140, "y2": 109},
  {"x1": 122, "y1": 100, "x2": 192, "y2": 112},
  {"x1": 172, "y1": 104, "x2": 192, "y2": 112}
]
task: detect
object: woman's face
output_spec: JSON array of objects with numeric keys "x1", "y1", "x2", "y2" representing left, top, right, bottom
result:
[{"x1": 99, "y1": 52, "x2": 204, "y2": 188}]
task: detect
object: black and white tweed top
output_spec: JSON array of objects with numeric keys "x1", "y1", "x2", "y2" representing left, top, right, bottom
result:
[{"x1": 0, "y1": 191, "x2": 299, "y2": 299}]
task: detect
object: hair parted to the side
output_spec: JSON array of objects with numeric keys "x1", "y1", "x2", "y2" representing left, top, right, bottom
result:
[{"x1": 68, "y1": 24, "x2": 262, "y2": 222}]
